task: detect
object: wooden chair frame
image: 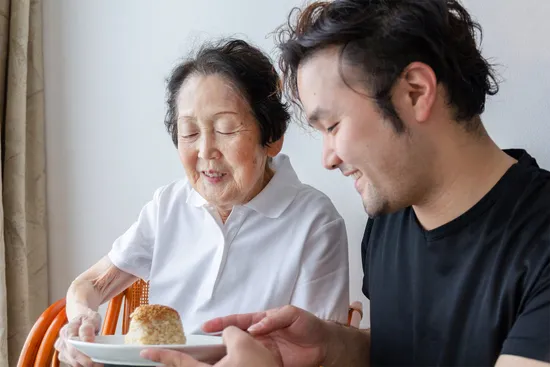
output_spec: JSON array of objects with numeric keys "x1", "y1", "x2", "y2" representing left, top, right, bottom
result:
[{"x1": 17, "y1": 280, "x2": 149, "y2": 367}]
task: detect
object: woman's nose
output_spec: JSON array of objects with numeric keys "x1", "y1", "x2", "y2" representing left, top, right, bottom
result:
[{"x1": 198, "y1": 134, "x2": 221, "y2": 160}]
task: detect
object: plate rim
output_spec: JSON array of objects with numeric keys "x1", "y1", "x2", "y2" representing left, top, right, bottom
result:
[
  {"x1": 89, "y1": 357, "x2": 158, "y2": 366},
  {"x1": 68, "y1": 334, "x2": 224, "y2": 350}
]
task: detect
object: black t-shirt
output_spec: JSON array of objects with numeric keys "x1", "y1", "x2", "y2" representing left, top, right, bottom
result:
[{"x1": 362, "y1": 149, "x2": 550, "y2": 366}]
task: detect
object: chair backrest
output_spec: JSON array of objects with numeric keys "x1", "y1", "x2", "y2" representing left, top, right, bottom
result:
[
  {"x1": 17, "y1": 279, "x2": 150, "y2": 367},
  {"x1": 116, "y1": 279, "x2": 150, "y2": 335},
  {"x1": 17, "y1": 298, "x2": 66, "y2": 367}
]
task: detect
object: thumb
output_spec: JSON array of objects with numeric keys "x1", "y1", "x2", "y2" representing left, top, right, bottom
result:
[
  {"x1": 220, "y1": 327, "x2": 282, "y2": 366},
  {"x1": 79, "y1": 317, "x2": 98, "y2": 342},
  {"x1": 141, "y1": 348, "x2": 211, "y2": 367},
  {"x1": 221, "y1": 326, "x2": 253, "y2": 349},
  {"x1": 247, "y1": 305, "x2": 299, "y2": 335}
]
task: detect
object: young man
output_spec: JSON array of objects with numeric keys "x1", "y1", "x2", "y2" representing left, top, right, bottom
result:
[{"x1": 143, "y1": 0, "x2": 550, "y2": 366}]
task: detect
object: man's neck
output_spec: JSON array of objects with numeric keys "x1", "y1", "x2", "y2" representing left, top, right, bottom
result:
[{"x1": 413, "y1": 135, "x2": 517, "y2": 231}]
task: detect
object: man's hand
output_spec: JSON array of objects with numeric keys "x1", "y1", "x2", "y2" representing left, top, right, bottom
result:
[
  {"x1": 496, "y1": 355, "x2": 550, "y2": 367},
  {"x1": 202, "y1": 305, "x2": 334, "y2": 367},
  {"x1": 203, "y1": 305, "x2": 370, "y2": 367},
  {"x1": 140, "y1": 326, "x2": 281, "y2": 367}
]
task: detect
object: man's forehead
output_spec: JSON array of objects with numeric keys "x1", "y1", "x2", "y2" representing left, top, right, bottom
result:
[
  {"x1": 298, "y1": 47, "x2": 341, "y2": 76},
  {"x1": 297, "y1": 49, "x2": 345, "y2": 113}
]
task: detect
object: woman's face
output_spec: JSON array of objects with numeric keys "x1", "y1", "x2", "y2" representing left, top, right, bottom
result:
[{"x1": 176, "y1": 74, "x2": 281, "y2": 211}]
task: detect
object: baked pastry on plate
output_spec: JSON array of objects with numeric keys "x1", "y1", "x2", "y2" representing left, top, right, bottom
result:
[{"x1": 124, "y1": 304, "x2": 186, "y2": 345}]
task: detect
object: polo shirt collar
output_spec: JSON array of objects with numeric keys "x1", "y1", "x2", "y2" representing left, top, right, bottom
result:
[
  {"x1": 244, "y1": 154, "x2": 300, "y2": 218},
  {"x1": 185, "y1": 154, "x2": 300, "y2": 218},
  {"x1": 186, "y1": 185, "x2": 207, "y2": 207}
]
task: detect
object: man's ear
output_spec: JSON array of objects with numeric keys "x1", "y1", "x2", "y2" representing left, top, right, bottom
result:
[{"x1": 396, "y1": 61, "x2": 437, "y2": 123}]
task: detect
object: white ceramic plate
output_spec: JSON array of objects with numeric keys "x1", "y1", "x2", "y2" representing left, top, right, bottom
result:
[{"x1": 68, "y1": 335, "x2": 226, "y2": 366}]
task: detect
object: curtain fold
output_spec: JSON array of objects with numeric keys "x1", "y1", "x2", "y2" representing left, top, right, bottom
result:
[{"x1": 0, "y1": 0, "x2": 48, "y2": 365}]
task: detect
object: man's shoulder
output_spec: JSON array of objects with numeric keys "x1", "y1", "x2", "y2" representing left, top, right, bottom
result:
[
  {"x1": 514, "y1": 164, "x2": 550, "y2": 210},
  {"x1": 505, "y1": 163, "x2": 550, "y2": 266},
  {"x1": 504, "y1": 153, "x2": 550, "y2": 239},
  {"x1": 505, "y1": 148, "x2": 550, "y2": 208}
]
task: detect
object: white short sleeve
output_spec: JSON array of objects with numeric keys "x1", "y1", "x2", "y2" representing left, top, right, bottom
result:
[
  {"x1": 291, "y1": 217, "x2": 350, "y2": 324},
  {"x1": 107, "y1": 187, "x2": 164, "y2": 280}
]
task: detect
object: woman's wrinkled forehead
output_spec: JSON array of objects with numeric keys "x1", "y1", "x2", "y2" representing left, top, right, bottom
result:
[{"x1": 176, "y1": 73, "x2": 252, "y2": 120}]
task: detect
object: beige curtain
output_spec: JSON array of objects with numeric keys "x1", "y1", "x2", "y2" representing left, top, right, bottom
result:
[{"x1": 0, "y1": 0, "x2": 48, "y2": 365}]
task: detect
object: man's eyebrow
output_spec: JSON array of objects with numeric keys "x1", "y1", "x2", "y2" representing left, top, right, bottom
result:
[{"x1": 307, "y1": 106, "x2": 331, "y2": 124}]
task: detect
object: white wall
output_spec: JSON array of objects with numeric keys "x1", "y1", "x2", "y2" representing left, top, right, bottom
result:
[{"x1": 43, "y1": 0, "x2": 550, "y2": 329}]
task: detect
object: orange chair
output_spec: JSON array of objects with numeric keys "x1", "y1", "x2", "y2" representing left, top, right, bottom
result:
[
  {"x1": 17, "y1": 279, "x2": 150, "y2": 367},
  {"x1": 18, "y1": 279, "x2": 361, "y2": 366}
]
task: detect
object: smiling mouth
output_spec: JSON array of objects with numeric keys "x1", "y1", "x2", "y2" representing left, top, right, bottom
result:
[
  {"x1": 202, "y1": 171, "x2": 226, "y2": 178},
  {"x1": 344, "y1": 170, "x2": 362, "y2": 180}
]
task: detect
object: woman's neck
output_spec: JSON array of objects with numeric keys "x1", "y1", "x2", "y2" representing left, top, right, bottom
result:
[{"x1": 216, "y1": 164, "x2": 275, "y2": 224}]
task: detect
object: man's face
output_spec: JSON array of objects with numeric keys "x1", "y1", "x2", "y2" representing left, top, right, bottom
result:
[{"x1": 297, "y1": 47, "x2": 429, "y2": 217}]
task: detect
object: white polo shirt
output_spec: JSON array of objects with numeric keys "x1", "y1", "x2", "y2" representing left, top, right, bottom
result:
[{"x1": 108, "y1": 154, "x2": 350, "y2": 334}]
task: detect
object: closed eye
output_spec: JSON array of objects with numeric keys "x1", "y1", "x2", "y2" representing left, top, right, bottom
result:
[{"x1": 327, "y1": 122, "x2": 340, "y2": 133}]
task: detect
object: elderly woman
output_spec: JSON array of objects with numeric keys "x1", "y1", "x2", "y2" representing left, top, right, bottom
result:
[{"x1": 54, "y1": 39, "x2": 349, "y2": 366}]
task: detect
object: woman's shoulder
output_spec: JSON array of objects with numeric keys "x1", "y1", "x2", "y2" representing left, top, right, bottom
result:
[
  {"x1": 286, "y1": 182, "x2": 344, "y2": 225},
  {"x1": 149, "y1": 178, "x2": 194, "y2": 205},
  {"x1": 272, "y1": 155, "x2": 343, "y2": 222},
  {"x1": 294, "y1": 182, "x2": 336, "y2": 207}
]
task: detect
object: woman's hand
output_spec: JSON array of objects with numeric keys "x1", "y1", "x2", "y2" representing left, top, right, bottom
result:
[
  {"x1": 141, "y1": 326, "x2": 281, "y2": 367},
  {"x1": 54, "y1": 307, "x2": 102, "y2": 367},
  {"x1": 56, "y1": 256, "x2": 138, "y2": 366}
]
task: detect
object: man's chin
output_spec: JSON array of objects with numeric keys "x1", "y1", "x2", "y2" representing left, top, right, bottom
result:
[
  {"x1": 364, "y1": 207, "x2": 380, "y2": 219},
  {"x1": 363, "y1": 199, "x2": 393, "y2": 218},
  {"x1": 363, "y1": 202, "x2": 378, "y2": 218}
]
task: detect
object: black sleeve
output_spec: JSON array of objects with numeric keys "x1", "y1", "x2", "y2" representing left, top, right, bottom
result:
[
  {"x1": 361, "y1": 218, "x2": 374, "y2": 299},
  {"x1": 501, "y1": 255, "x2": 550, "y2": 362}
]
